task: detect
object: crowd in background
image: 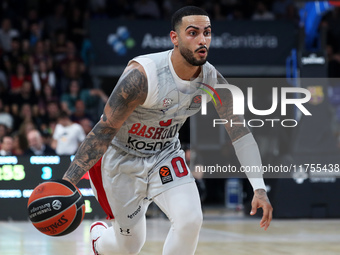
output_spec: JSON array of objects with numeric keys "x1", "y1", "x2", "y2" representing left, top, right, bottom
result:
[
  {"x1": 0, "y1": 0, "x2": 339, "y2": 157},
  {"x1": 0, "y1": 0, "x2": 110, "y2": 156}
]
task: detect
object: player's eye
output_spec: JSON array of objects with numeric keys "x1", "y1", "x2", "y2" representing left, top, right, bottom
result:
[
  {"x1": 189, "y1": 31, "x2": 197, "y2": 36},
  {"x1": 204, "y1": 31, "x2": 211, "y2": 36}
]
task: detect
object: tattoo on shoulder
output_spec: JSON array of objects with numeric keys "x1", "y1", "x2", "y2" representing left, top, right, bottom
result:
[
  {"x1": 215, "y1": 71, "x2": 250, "y2": 142},
  {"x1": 107, "y1": 68, "x2": 147, "y2": 112}
]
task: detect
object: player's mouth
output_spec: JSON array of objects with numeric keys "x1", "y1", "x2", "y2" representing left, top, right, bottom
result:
[
  {"x1": 195, "y1": 46, "x2": 208, "y2": 57},
  {"x1": 197, "y1": 49, "x2": 207, "y2": 57}
]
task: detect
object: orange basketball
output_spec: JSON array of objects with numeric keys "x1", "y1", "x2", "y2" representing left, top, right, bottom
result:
[{"x1": 27, "y1": 179, "x2": 85, "y2": 236}]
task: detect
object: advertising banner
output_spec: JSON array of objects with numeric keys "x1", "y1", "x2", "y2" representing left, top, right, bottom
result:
[{"x1": 89, "y1": 20, "x2": 296, "y2": 75}]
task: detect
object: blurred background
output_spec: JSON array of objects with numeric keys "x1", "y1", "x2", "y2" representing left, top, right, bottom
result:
[{"x1": 0, "y1": 0, "x2": 340, "y2": 220}]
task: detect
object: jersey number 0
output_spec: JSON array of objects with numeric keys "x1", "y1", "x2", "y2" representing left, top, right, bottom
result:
[{"x1": 171, "y1": 157, "x2": 189, "y2": 177}]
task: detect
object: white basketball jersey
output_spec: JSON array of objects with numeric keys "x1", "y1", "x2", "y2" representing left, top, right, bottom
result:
[{"x1": 111, "y1": 50, "x2": 217, "y2": 156}]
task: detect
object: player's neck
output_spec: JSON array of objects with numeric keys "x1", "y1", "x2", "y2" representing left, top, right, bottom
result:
[{"x1": 171, "y1": 50, "x2": 201, "y2": 81}]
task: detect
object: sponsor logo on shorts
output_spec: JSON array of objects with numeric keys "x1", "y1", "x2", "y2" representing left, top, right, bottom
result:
[
  {"x1": 127, "y1": 205, "x2": 141, "y2": 219},
  {"x1": 159, "y1": 166, "x2": 173, "y2": 184},
  {"x1": 120, "y1": 228, "x2": 131, "y2": 236}
]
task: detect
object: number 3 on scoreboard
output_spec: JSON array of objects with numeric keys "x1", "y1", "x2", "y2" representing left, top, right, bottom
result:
[
  {"x1": 171, "y1": 157, "x2": 189, "y2": 177},
  {"x1": 41, "y1": 166, "x2": 52, "y2": 180}
]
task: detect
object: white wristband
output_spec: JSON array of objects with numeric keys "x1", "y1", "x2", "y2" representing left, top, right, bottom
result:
[{"x1": 232, "y1": 133, "x2": 267, "y2": 191}]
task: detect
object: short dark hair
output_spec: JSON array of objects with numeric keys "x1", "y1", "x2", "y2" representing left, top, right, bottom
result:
[
  {"x1": 58, "y1": 111, "x2": 70, "y2": 120},
  {"x1": 11, "y1": 37, "x2": 20, "y2": 43},
  {"x1": 171, "y1": 6, "x2": 209, "y2": 32}
]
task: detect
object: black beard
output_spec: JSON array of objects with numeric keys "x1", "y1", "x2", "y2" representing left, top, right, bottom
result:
[{"x1": 179, "y1": 46, "x2": 207, "y2": 66}]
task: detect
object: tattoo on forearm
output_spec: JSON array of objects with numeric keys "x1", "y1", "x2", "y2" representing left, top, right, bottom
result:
[
  {"x1": 255, "y1": 189, "x2": 270, "y2": 203},
  {"x1": 64, "y1": 164, "x2": 86, "y2": 184},
  {"x1": 102, "y1": 112, "x2": 107, "y2": 122},
  {"x1": 63, "y1": 68, "x2": 147, "y2": 184},
  {"x1": 215, "y1": 71, "x2": 250, "y2": 142}
]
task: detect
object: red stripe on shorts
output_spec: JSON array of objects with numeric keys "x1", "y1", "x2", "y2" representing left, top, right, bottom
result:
[{"x1": 89, "y1": 158, "x2": 115, "y2": 220}]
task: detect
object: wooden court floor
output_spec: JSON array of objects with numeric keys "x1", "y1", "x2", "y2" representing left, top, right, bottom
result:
[{"x1": 1, "y1": 210, "x2": 340, "y2": 255}]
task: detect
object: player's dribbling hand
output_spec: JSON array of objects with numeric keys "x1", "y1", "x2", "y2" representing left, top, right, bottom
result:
[{"x1": 250, "y1": 189, "x2": 273, "y2": 231}]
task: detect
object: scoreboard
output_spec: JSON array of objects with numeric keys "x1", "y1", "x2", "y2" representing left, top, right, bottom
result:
[{"x1": 0, "y1": 156, "x2": 106, "y2": 220}]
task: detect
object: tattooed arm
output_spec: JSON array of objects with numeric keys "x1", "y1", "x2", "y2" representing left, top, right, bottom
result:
[
  {"x1": 62, "y1": 62, "x2": 147, "y2": 185},
  {"x1": 214, "y1": 71, "x2": 273, "y2": 230},
  {"x1": 213, "y1": 71, "x2": 250, "y2": 142}
]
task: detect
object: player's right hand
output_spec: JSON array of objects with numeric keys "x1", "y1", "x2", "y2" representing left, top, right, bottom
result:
[{"x1": 250, "y1": 189, "x2": 273, "y2": 231}]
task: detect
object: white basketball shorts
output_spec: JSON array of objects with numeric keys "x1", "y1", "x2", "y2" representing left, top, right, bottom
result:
[{"x1": 88, "y1": 140, "x2": 194, "y2": 228}]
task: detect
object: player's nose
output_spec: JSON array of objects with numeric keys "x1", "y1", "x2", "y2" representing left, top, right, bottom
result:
[{"x1": 198, "y1": 32, "x2": 206, "y2": 45}]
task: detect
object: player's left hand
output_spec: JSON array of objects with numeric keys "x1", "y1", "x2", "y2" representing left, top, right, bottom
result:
[{"x1": 250, "y1": 189, "x2": 273, "y2": 230}]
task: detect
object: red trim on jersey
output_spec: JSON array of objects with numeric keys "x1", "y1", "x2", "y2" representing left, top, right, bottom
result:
[{"x1": 89, "y1": 158, "x2": 115, "y2": 220}]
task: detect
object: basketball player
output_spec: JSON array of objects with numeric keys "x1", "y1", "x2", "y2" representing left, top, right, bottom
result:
[{"x1": 62, "y1": 6, "x2": 273, "y2": 255}]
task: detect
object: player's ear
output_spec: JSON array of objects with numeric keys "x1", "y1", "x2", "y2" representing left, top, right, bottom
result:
[{"x1": 170, "y1": 30, "x2": 179, "y2": 47}]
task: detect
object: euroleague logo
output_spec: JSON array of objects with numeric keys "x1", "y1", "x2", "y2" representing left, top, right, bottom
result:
[
  {"x1": 52, "y1": 200, "x2": 62, "y2": 210},
  {"x1": 188, "y1": 95, "x2": 202, "y2": 110},
  {"x1": 160, "y1": 166, "x2": 170, "y2": 177},
  {"x1": 193, "y1": 95, "x2": 201, "y2": 104},
  {"x1": 159, "y1": 166, "x2": 173, "y2": 184}
]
